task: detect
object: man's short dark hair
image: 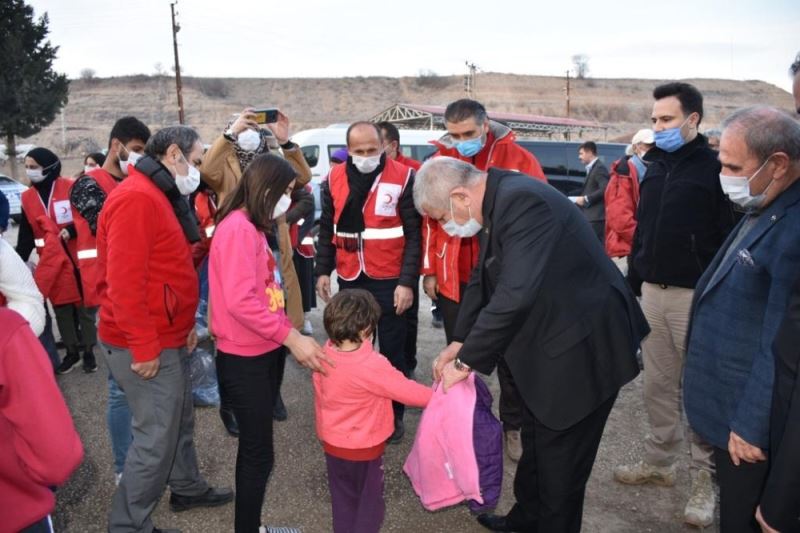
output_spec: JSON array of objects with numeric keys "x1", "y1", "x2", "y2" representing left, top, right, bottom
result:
[
  {"x1": 653, "y1": 82, "x2": 704, "y2": 125},
  {"x1": 377, "y1": 121, "x2": 400, "y2": 144},
  {"x1": 324, "y1": 289, "x2": 381, "y2": 347},
  {"x1": 346, "y1": 121, "x2": 382, "y2": 146},
  {"x1": 790, "y1": 52, "x2": 800, "y2": 77},
  {"x1": 108, "y1": 116, "x2": 151, "y2": 150},
  {"x1": 579, "y1": 141, "x2": 597, "y2": 155},
  {"x1": 444, "y1": 99, "x2": 488, "y2": 124}
]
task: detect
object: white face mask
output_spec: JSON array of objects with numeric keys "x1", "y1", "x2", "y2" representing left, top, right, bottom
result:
[
  {"x1": 84, "y1": 165, "x2": 96, "y2": 174},
  {"x1": 119, "y1": 148, "x2": 142, "y2": 176},
  {"x1": 26, "y1": 169, "x2": 45, "y2": 183},
  {"x1": 175, "y1": 151, "x2": 201, "y2": 195},
  {"x1": 272, "y1": 193, "x2": 292, "y2": 219},
  {"x1": 441, "y1": 197, "x2": 482, "y2": 238},
  {"x1": 351, "y1": 153, "x2": 382, "y2": 174},
  {"x1": 719, "y1": 156, "x2": 774, "y2": 211},
  {"x1": 237, "y1": 129, "x2": 261, "y2": 152}
]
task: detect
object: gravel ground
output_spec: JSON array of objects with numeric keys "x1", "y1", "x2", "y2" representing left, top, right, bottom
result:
[{"x1": 4, "y1": 225, "x2": 718, "y2": 532}]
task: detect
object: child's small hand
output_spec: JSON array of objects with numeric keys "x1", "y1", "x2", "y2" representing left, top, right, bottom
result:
[{"x1": 433, "y1": 341, "x2": 462, "y2": 382}]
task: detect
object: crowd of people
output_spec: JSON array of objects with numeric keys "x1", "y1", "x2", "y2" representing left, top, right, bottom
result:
[{"x1": 1, "y1": 52, "x2": 800, "y2": 533}]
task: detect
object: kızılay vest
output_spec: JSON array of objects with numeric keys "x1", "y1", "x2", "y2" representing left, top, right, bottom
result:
[
  {"x1": 71, "y1": 169, "x2": 119, "y2": 307},
  {"x1": 329, "y1": 159, "x2": 411, "y2": 280},
  {"x1": 21, "y1": 177, "x2": 78, "y2": 262}
]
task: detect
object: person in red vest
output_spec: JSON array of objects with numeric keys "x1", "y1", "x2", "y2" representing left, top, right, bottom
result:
[
  {"x1": 70, "y1": 116, "x2": 151, "y2": 484},
  {"x1": 315, "y1": 121, "x2": 422, "y2": 443},
  {"x1": 16, "y1": 147, "x2": 97, "y2": 374},
  {"x1": 421, "y1": 99, "x2": 547, "y2": 463}
]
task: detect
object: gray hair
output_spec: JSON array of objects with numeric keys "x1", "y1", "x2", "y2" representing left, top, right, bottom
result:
[
  {"x1": 721, "y1": 106, "x2": 800, "y2": 163},
  {"x1": 144, "y1": 125, "x2": 200, "y2": 159},
  {"x1": 413, "y1": 157, "x2": 484, "y2": 212}
]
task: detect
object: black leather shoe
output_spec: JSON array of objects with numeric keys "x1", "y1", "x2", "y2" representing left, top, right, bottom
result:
[
  {"x1": 387, "y1": 419, "x2": 404, "y2": 444},
  {"x1": 477, "y1": 513, "x2": 535, "y2": 532},
  {"x1": 220, "y1": 407, "x2": 239, "y2": 437},
  {"x1": 169, "y1": 487, "x2": 233, "y2": 512}
]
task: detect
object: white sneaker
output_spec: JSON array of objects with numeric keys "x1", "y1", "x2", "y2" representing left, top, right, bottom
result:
[
  {"x1": 505, "y1": 430, "x2": 522, "y2": 462},
  {"x1": 684, "y1": 469, "x2": 715, "y2": 528},
  {"x1": 114, "y1": 472, "x2": 122, "y2": 486},
  {"x1": 259, "y1": 527, "x2": 301, "y2": 533},
  {"x1": 301, "y1": 318, "x2": 313, "y2": 336}
]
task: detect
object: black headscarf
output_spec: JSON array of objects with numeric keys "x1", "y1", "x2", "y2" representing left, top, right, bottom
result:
[
  {"x1": 336, "y1": 153, "x2": 386, "y2": 252},
  {"x1": 26, "y1": 147, "x2": 62, "y2": 200}
]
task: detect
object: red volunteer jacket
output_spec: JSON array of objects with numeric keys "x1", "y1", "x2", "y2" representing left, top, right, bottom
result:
[
  {"x1": 20, "y1": 177, "x2": 78, "y2": 264},
  {"x1": 192, "y1": 190, "x2": 217, "y2": 267},
  {"x1": 422, "y1": 125, "x2": 547, "y2": 302},
  {"x1": 395, "y1": 153, "x2": 421, "y2": 171},
  {"x1": 0, "y1": 308, "x2": 83, "y2": 533},
  {"x1": 96, "y1": 167, "x2": 199, "y2": 363},
  {"x1": 32, "y1": 216, "x2": 82, "y2": 306},
  {"x1": 71, "y1": 168, "x2": 119, "y2": 307},
  {"x1": 329, "y1": 158, "x2": 412, "y2": 281},
  {"x1": 604, "y1": 157, "x2": 641, "y2": 258}
]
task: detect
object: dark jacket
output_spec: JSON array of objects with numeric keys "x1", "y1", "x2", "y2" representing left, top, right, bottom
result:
[
  {"x1": 314, "y1": 173, "x2": 422, "y2": 288},
  {"x1": 684, "y1": 180, "x2": 800, "y2": 451},
  {"x1": 629, "y1": 134, "x2": 736, "y2": 291},
  {"x1": 761, "y1": 274, "x2": 800, "y2": 532},
  {"x1": 453, "y1": 169, "x2": 649, "y2": 430},
  {"x1": 579, "y1": 159, "x2": 610, "y2": 222}
]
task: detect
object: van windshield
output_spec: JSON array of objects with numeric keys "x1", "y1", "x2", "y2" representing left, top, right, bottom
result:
[{"x1": 301, "y1": 145, "x2": 319, "y2": 168}]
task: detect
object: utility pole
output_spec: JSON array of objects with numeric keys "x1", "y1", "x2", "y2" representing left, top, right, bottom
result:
[
  {"x1": 565, "y1": 70, "x2": 571, "y2": 118},
  {"x1": 171, "y1": 2, "x2": 185, "y2": 124},
  {"x1": 464, "y1": 61, "x2": 479, "y2": 98}
]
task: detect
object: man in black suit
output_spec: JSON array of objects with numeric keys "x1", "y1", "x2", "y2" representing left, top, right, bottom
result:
[
  {"x1": 571, "y1": 141, "x2": 610, "y2": 242},
  {"x1": 414, "y1": 156, "x2": 649, "y2": 532}
]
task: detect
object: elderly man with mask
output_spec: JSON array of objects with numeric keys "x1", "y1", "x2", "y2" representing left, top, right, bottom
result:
[
  {"x1": 315, "y1": 121, "x2": 422, "y2": 443},
  {"x1": 683, "y1": 106, "x2": 800, "y2": 532},
  {"x1": 416, "y1": 156, "x2": 648, "y2": 533},
  {"x1": 97, "y1": 126, "x2": 233, "y2": 533}
]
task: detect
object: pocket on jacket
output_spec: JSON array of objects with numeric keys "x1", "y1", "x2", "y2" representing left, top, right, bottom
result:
[
  {"x1": 163, "y1": 283, "x2": 178, "y2": 326},
  {"x1": 542, "y1": 317, "x2": 593, "y2": 359}
]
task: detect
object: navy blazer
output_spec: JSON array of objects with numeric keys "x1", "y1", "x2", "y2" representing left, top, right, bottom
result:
[{"x1": 684, "y1": 179, "x2": 800, "y2": 450}]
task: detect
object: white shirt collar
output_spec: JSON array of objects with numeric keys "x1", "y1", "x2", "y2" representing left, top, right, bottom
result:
[{"x1": 585, "y1": 157, "x2": 599, "y2": 173}]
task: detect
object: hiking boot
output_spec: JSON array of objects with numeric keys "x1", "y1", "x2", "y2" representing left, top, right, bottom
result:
[
  {"x1": 505, "y1": 430, "x2": 523, "y2": 462},
  {"x1": 613, "y1": 460, "x2": 676, "y2": 486},
  {"x1": 83, "y1": 348, "x2": 98, "y2": 373},
  {"x1": 220, "y1": 407, "x2": 239, "y2": 437},
  {"x1": 684, "y1": 469, "x2": 715, "y2": 528},
  {"x1": 56, "y1": 351, "x2": 81, "y2": 374}
]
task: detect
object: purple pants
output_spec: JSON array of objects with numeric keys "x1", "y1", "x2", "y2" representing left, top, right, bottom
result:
[{"x1": 325, "y1": 453, "x2": 385, "y2": 533}]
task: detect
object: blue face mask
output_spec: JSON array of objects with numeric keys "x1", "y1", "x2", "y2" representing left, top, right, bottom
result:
[
  {"x1": 654, "y1": 116, "x2": 691, "y2": 153},
  {"x1": 454, "y1": 134, "x2": 485, "y2": 157}
]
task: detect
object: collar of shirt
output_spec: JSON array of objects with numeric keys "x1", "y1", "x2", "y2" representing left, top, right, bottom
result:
[{"x1": 585, "y1": 158, "x2": 598, "y2": 173}]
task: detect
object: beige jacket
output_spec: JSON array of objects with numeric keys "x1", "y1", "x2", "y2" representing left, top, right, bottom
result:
[{"x1": 202, "y1": 135, "x2": 312, "y2": 328}]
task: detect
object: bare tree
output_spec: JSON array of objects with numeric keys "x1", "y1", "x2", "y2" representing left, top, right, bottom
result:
[
  {"x1": 572, "y1": 54, "x2": 590, "y2": 79},
  {"x1": 80, "y1": 68, "x2": 96, "y2": 81}
]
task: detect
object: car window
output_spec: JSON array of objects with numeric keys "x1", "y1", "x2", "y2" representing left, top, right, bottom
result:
[
  {"x1": 327, "y1": 145, "x2": 346, "y2": 159},
  {"x1": 301, "y1": 145, "x2": 319, "y2": 168},
  {"x1": 413, "y1": 145, "x2": 437, "y2": 162}
]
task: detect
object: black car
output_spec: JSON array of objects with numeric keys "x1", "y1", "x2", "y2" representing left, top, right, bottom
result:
[{"x1": 517, "y1": 140, "x2": 628, "y2": 196}]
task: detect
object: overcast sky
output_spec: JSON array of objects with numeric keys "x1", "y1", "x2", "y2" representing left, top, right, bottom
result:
[{"x1": 26, "y1": 0, "x2": 799, "y2": 93}]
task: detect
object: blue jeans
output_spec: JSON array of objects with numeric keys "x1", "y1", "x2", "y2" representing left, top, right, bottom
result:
[{"x1": 107, "y1": 373, "x2": 132, "y2": 474}]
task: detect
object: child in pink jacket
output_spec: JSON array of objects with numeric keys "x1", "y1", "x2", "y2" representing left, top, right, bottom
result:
[{"x1": 313, "y1": 289, "x2": 432, "y2": 533}]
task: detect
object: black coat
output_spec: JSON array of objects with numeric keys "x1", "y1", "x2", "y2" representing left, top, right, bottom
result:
[
  {"x1": 453, "y1": 169, "x2": 649, "y2": 430},
  {"x1": 580, "y1": 159, "x2": 610, "y2": 222},
  {"x1": 761, "y1": 274, "x2": 800, "y2": 532},
  {"x1": 629, "y1": 134, "x2": 736, "y2": 291}
]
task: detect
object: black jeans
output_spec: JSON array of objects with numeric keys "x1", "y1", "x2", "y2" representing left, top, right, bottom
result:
[
  {"x1": 507, "y1": 393, "x2": 617, "y2": 533},
  {"x1": 713, "y1": 447, "x2": 770, "y2": 533},
  {"x1": 436, "y1": 285, "x2": 466, "y2": 345},
  {"x1": 217, "y1": 349, "x2": 282, "y2": 533},
  {"x1": 339, "y1": 275, "x2": 409, "y2": 419}
]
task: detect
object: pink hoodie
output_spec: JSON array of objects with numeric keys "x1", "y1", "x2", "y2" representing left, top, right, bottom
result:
[
  {"x1": 404, "y1": 373, "x2": 483, "y2": 511},
  {"x1": 209, "y1": 209, "x2": 292, "y2": 356},
  {"x1": 313, "y1": 341, "x2": 432, "y2": 450}
]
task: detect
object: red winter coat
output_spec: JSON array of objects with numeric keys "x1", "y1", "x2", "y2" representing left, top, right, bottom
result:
[
  {"x1": 32, "y1": 216, "x2": 82, "y2": 306},
  {"x1": 604, "y1": 157, "x2": 641, "y2": 258},
  {"x1": 422, "y1": 122, "x2": 547, "y2": 302}
]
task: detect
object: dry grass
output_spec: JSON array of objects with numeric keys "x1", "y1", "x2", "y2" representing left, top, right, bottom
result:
[{"x1": 8, "y1": 73, "x2": 793, "y2": 175}]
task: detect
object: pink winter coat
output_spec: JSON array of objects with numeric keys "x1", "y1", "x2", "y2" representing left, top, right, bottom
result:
[{"x1": 404, "y1": 373, "x2": 484, "y2": 511}]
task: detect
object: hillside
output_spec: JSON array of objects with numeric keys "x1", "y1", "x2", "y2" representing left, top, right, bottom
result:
[{"x1": 8, "y1": 72, "x2": 794, "y2": 175}]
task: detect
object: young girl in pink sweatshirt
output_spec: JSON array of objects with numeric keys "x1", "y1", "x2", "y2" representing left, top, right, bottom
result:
[
  {"x1": 209, "y1": 153, "x2": 330, "y2": 533},
  {"x1": 313, "y1": 288, "x2": 432, "y2": 533}
]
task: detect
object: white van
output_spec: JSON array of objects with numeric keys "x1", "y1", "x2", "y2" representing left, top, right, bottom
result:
[
  {"x1": 293, "y1": 124, "x2": 442, "y2": 182},
  {"x1": 292, "y1": 125, "x2": 442, "y2": 227}
]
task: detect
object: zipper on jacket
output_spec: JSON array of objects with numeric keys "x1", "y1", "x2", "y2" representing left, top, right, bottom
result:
[{"x1": 690, "y1": 233, "x2": 704, "y2": 274}]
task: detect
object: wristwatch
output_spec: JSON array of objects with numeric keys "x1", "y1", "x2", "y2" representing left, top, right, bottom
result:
[
  {"x1": 224, "y1": 128, "x2": 237, "y2": 142},
  {"x1": 454, "y1": 358, "x2": 472, "y2": 373}
]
